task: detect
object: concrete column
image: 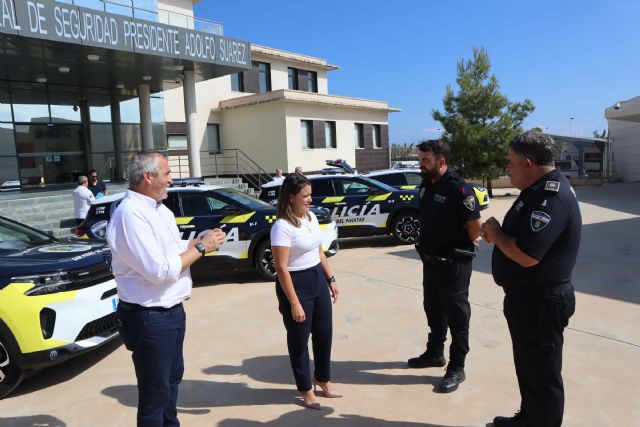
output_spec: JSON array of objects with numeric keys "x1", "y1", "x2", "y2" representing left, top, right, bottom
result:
[
  {"x1": 110, "y1": 94, "x2": 125, "y2": 181},
  {"x1": 183, "y1": 70, "x2": 201, "y2": 178},
  {"x1": 138, "y1": 83, "x2": 154, "y2": 150}
]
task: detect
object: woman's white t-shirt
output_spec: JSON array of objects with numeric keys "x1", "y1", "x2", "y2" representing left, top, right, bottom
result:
[{"x1": 270, "y1": 211, "x2": 322, "y2": 271}]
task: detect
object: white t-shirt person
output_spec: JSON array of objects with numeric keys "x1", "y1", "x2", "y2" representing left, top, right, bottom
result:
[
  {"x1": 270, "y1": 211, "x2": 322, "y2": 271},
  {"x1": 73, "y1": 185, "x2": 95, "y2": 221}
]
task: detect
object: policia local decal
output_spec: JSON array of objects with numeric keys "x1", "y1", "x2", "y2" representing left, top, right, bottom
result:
[{"x1": 0, "y1": 0, "x2": 251, "y2": 68}]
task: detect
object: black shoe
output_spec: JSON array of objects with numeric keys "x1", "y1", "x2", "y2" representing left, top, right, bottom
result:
[
  {"x1": 493, "y1": 411, "x2": 526, "y2": 426},
  {"x1": 434, "y1": 367, "x2": 465, "y2": 393},
  {"x1": 407, "y1": 352, "x2": 446, "y2": 368}
]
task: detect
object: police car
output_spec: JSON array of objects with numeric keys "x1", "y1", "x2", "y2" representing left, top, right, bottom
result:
[
  {"x1": 362, "y1": 169, "x2": 490, "y2": 209},
  {"x1": 259, "y1": 174, "x2": 421, "y2": 244},
  {"x1": 0, "y1": 215, "x2": 118, "y2": 398},
  {"x1": 76, "y1": 185, "x2": 339, "y2": 281}
]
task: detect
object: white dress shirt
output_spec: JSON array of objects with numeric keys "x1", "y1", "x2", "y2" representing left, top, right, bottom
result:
[
  {"x1": 73, "y1": 185, "x2": 95, "y2": 219},
  {"x1": 106, "y1": 190, "x2": 191, "y2": 308}
]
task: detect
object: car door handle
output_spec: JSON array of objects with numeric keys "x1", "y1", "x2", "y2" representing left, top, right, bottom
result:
[
  {"x1": 179, "y1": 225, "x2": 195, "y2": 229},
  {"x1": 334, "y1": 202, "x2": 346, "y2": 206}
]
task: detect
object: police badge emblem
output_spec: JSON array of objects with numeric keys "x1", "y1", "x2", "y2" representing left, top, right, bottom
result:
[
  {"x1": 530, "y1": 211, "x2": 551, "y2": 231},
  {"x1": 463, "y1": 196, "x2": 476, "y2": 211}
]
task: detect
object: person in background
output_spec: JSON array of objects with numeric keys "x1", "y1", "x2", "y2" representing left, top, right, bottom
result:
[
  {"x1": 271, "y1": 173, "x2": 341, "y2": 410},
  {"x1": 482, "y1": 131, "x2": 581, "y2": 427},
  {"x1": 107, "y1": 151, "x2": 226, "y2": 426},
  {"x1": 88, "y1": 169, "x2": 108, "y2": 198},
  {"x1": 73, "y1": 175, "x2": 95, "y2": 225},
  {"x1": 294, "y1": 166, "x2": 303, "y2": 175},
  {"x1": 273, "y1": 168, "x2": 285, "y2": 181}
]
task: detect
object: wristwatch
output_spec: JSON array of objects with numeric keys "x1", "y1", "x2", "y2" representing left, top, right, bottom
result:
[
  {"x1": 326, "y1": 275, "x2": 336, "y2": 284},
  {"x1": 195, "y1": 242, "x2": 206, "y2": 256}
]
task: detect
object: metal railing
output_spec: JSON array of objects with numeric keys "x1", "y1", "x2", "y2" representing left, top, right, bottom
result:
[
  {"x1": 57, "y1": 0, "x2": 224, "y2": 34},
  {"x1": 201, "y1": 149, "x2": 273, "y2": 190},
  {"x1": 101, "y1": 158, "x2": 115, "y2": 181}
]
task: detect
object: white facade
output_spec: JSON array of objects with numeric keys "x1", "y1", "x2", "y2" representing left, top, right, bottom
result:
[
  {"x1": 163, "y1": 44, "x2": 399, "y2": 177},
  {"x1": 605, "y1": 96, "x2": 640, "y2": 182}
]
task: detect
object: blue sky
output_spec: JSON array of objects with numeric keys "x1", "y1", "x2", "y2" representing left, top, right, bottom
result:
[{"x1": 195, "y1": 0, "x2": 639, "y2": 144}]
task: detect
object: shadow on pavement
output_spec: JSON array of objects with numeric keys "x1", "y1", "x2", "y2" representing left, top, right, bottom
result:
[
  {"x1": 0, "y1": 415, "x2": 66, "y2": 426},
  {"x1": 7, "y1": 338, "x2": 123, "y2": 399},
  {"x1": 218, "y1": 410, "x2": 471, "y2": 427},
  {"x1": 337, "y1": 235, "x2": 400, "y2": 250},
  {"x1": 204, "y1": 355, "x2": 441, "y2": 387}
]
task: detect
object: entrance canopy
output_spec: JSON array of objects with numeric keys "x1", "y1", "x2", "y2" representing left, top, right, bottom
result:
[{"x1": 0, "y1": 0, "x2": 251, "y2": 98}]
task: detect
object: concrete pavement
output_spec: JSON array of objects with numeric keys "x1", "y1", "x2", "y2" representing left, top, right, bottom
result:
[{"x1": 1, "y1": 182, "x2": 639, "y2": 426}]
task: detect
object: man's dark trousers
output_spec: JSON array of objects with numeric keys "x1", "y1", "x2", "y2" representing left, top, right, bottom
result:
[
  {"x1": 422, "y1": 259, "x2": 472, "y2": 368},
  {"x1": 503, "y1": 287, "x2": 575, "y2": 427},
  {"x1": 117, "y1": 302, "x2": 186, "y2": 427}
]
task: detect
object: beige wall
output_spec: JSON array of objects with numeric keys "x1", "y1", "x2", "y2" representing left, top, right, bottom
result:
[{"x1": 251, "y1": 52, "x2": 329, "y2": 95}]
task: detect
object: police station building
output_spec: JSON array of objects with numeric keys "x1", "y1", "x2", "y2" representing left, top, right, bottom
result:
[{"x1": 0, "y1": 0, "x2": 250, "y2": 190}]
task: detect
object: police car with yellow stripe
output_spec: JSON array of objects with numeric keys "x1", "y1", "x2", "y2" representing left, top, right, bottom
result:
[
  {"x1": 0, "y1": 215, "x2": 118, "y2": 398},
  {"x1": 363, "y1": 169, "x2": 490, "y2": 209},
  {"x1": 259, "y1": 174, "x2": 421, "y2": 244},
  {"x1": 77, "y1": 185, "x2": 338, "y2": 280}
]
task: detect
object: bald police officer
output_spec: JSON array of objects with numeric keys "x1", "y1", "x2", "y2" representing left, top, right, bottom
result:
[
  {"x1": 482, "y1": 131, "x2": 581, "y2": 427},
  {"x1": 409, "y1": 140, "x2": 481, "y2": 393}
]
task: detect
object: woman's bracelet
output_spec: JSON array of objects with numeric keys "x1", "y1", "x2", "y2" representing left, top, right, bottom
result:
[{"x1": 326, "y1": 275, "x2": 336, "y2": 284}]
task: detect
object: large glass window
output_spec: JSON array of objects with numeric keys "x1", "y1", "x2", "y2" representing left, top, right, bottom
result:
[
  {"x1": 372, "y1": 124, "x2": 381, "y2": 148},
  {"x1": 119, "y1": 97, "x2": 141, "y2": 123},
  {"x1": 168, "y1": 135, "x2": 187, "y2": 150},
  {"x1": 0, "y1": 85, "x2": 11, "y2": 121},
  {"x1": 288, "y1": 68, "x2": 298, "y2": 90},
  {"x1": 207, "y1": 124, "x2": 220, "y2": 152},
  {"x1": 354, "y1": 123, "x2": 364, "y2": 149},
  {"x1": 325, "y1": 121, "x2": 336, "y2": 149},
  {"x1": 306, "y1": 71, "x2": 318, "y2": 92},
  {"x1": 11, "y1": 84, "x2": 49, "y2": 123},
  {"x1": 301, "y1": 120, "x2": 312, "y2": 149},
  {"x1": 231, "y1": 73, "x2": 244, "y2": 92},
  {"x1": 258, "y1": 62, "x2": 271, "y2": 93},
  {"x1": 0, "y1": 123, "x2": 19, "y2": 187}
]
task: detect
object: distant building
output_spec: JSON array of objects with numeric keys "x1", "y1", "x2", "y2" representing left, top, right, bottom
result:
[{"x1": 605, "y1": 96, "x2": 640, "y2": 182}]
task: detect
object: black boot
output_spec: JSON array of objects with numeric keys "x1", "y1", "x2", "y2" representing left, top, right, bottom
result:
[
  {"x1": 434, "y1": 366, "x2": 465, "y2": 393},
  {"x1": 493, "y1": 411, "x2": 527, "y2": 426},
  {"x1": 407, "y1": 351, "x2": 446, "y2": 368}
]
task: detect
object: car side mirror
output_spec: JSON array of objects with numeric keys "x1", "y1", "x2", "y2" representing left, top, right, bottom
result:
[{"x1": 368, "y1": 187, "x2": 385, "y2": 196}]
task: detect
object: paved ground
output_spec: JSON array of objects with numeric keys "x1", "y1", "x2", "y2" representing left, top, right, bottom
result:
[{"x1": 1, "y1": 182, "x2": 639, "y2": 426}]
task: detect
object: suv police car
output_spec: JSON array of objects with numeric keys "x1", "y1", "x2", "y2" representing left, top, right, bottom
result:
[
  {"x1": 0, "y1": 215, "x2": 118, "y2": 398},
  {"x1": 259, "y1": 174, "x2": 421, "y2": 244},
  {"x1": 363, "y1": 169, "x2": 490, "y2": 209},
  {"x1": 76, "y1": 185, "x2": 339, "y2": 281}
]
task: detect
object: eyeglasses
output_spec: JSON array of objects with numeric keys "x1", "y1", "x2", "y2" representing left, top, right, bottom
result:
[{"x1": 90, "y1": 175, "x2": 98, "y2": 178}]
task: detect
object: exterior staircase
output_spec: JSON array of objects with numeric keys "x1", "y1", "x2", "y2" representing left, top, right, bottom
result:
[{"x1": 0, "y1": 177, "x2": 257, "y2": 238}]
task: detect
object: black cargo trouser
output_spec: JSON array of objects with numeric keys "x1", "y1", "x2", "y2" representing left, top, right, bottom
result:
[
  {"x1": 422, "y1": 258, "x2": 472, "y2": 369},
  {"x1": 503, "y1": 285, "x2": 575, "y2": 427}
]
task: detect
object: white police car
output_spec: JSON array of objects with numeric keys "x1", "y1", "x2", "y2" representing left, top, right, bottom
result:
[
  {"x1": 260, "y1": 174, "x2": 421, "y2": 244},
  {"x1": 77, "y1": 185, "x2": 339, "y2": 280},
  {"x1": 0, "y1": 215, "x2": 118, "y2": 398}
]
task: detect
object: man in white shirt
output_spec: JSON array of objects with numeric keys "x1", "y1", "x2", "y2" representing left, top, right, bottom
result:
[
  {"x1": 73, "y1": 175, "x2": 95, "y2": 225},
  {"x1": 107, "y1": 151, "x2": 226, "y2": 426}
]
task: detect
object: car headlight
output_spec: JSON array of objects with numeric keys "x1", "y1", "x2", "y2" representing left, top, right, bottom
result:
[{"x1": 14, "y1": 272, "x2": 73, "y2": 296}]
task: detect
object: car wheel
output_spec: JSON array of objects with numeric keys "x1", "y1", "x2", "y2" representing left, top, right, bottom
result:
[
  {"x1": 255, "y1": 240, "x2": 277, "y2": 281},
  {"x1": 391, "y1": 211, "x2": 421, "y2": 244},
  {"x1": 0, "y1": 335, "x2": 25, "y2": 398}
]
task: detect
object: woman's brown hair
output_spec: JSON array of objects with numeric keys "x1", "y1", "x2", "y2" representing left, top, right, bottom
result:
[{"x1": 276, "y1": 173, "x2": 311, "y2": 227}]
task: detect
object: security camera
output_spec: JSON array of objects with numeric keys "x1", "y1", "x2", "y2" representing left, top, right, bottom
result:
[
  {"x1": 614, "y1": 102, "x2": 621, "y2": 110},
  {"x1": 73, "y1": 105, "x2": 78, "y2": 112}
]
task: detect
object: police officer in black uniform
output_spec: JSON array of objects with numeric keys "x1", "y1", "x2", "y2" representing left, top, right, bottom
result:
[
  {"x1": 482, "y1": 131, "x2": 581, "y2": 427},
  {"x1": 409, "y1": 140, "x2": 481, "y2": 393}
]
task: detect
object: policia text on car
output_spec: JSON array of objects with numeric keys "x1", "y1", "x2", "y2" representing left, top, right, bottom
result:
[
  {"x1": 482, "y1": 131, "x2": 581, "y2": 427},
  {"x1": 409, "y1": 140, "x2": 482, "y2": 394}
]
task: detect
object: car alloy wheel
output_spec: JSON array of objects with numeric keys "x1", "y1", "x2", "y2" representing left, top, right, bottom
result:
[
  {"x1": 391, "y1": 212, "x2": 421, "y2": 244},
  {"x1": 0, "y1": 336, "x2": 25, "y2": 398},
  {"x1": 255, "y1": 240, "x2": 277, "y2": 281}
]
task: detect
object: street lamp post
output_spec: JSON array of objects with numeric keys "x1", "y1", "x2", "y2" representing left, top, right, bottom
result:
[{"x1": 569, "y1": 117, "x2": 574, "y2": 137}]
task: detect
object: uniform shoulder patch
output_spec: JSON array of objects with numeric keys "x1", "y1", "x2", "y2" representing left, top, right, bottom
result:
[
  {"x1": 463, "y1": 195, "x2": 476, "y2": 211},
  {"x1": 531, "y1": 210, "x2": 551, "y2": 232},
  {"x1": 545, "y1": 181, "x2": 560, "y2": 192}
]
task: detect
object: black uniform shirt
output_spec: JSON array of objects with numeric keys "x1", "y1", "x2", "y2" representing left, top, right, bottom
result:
[
  {"x1": 491, "y1": 169, "x2": 582, "y2": 289},
  {"x1": 418, "y1": 169, "x2": 480, "y2": 256}
]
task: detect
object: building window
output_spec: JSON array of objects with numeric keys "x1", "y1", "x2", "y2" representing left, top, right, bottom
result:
[
  {"x1": 325, "y1": 121, "x2": 336, "y2": 148},
  {"x1": 257, "y1": 62, "x2": 271, "y2": 93},
  {"x1": 288, "y1": 68, "x2": 298, "y2": 90},
  {"x1": 207, "y1": 124, "x2": 220, "y2": 152},
  {"x1": 301, "y1": 120, "x2": 313, "y2": 149},
  {"x1": 168, "y1": 135, "x2": 187, "y2": 150},
  {"x1": 372, "y1": 124, "x2": 381, "y2": 148},
  {"x1": 354, "y1": 123, "x2": 364, "y2": 149},
  {"x1": 231, "y1": 73, "x2": 244, "y2": 92},
  {"x1": 306, "y1": 71, "x2": 317, "y2": 92}
]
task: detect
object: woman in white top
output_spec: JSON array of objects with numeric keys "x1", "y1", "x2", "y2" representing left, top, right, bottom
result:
[{"x1": 271, "y1": 173, "x2": 341, "y2": 410}]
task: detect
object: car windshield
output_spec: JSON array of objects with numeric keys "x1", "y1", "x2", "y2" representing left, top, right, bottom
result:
[
  {"x1": 0, "y1": 217, "x2": 55, "y2": 250},
  {"x1": 215, "y1": 188, "x2": 274, "y2": 210}
]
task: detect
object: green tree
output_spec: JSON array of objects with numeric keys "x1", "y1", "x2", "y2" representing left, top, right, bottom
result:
[
  {"x1": 432, "y1": 47, "x2": 534, "y2": 195},
  {"x1": 592, "y1": 129, "x2": 607, "y2": 139}
]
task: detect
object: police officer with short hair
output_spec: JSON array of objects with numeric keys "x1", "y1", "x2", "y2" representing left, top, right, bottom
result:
[
  {"x1": 409, "y1": 140, "x2": 481, "y2": 393},
  {"x1": 482, "y1": 131, "x2": 581, "y2": 427}
]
